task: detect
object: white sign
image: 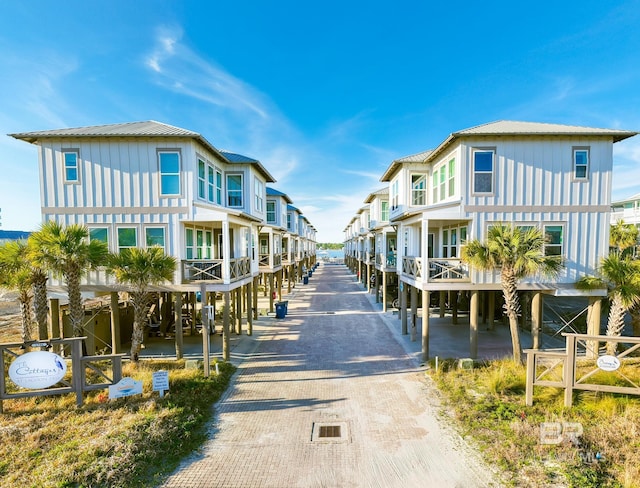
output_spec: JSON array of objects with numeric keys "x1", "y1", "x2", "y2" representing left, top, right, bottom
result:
[
  {"x1": 9, "y1": 351, "x2": 67, "y2": 390},
  {"x1": 108, "y1": 377, "x2": 143, "y2": 399},
  {"x1": 152, "y1": 370, "x2": 169, "y2": 394},
  {"x1": 596, "y1": 355, "x2": 621, "y2": 372}
]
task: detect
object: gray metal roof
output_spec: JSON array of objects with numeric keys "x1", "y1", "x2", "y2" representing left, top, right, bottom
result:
[
  {"x1": 266, "y1": 187, "x2": 293, "y2": 203},
  {"x1": 364, "y1": 187, "x2": 389, "y2": 203},
  {"x1": 9, "y1": 120, "x2": 199, "y2": 141},
  {"x1": 454, "y1": 120, "x2": 637, "y2": 141},
  {"x1": 10, "y1": 120, "x2": 276, "y2": 182},
  {"x1": 380, "y1": 150, "x2": 433, "y2": 182}
]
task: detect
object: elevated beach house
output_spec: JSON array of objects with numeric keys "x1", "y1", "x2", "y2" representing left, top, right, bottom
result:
[
  {"x1": 10, "y1": 121, "x2": 315, "y2": 354},
  {"x1": 345, "y1": 120, "x2": 637, "y2": 359}
]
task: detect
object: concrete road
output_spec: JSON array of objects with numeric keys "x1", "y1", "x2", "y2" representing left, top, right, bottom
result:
[{"x1": 161, "y1": 264, "x2": 502, "y2": 488}]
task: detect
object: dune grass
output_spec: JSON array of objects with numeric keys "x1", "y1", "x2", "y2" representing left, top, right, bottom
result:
[
  {"x1": 0, "y1": 359, "x2": 235, "y2": 488},
  {"x1": 429, "y1": 357, "x2": 640, "y2": 488}
]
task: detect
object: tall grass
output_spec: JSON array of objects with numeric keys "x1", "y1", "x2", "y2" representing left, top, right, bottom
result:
[
  {"x1": 0, "y1": 359, "x2": 235, "y2": 487},
  {"x1": 430, "y1": 357, "x2": 640, "y2": 487}
]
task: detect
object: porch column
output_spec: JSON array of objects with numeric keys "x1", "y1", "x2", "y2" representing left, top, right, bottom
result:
[
  {"x1": 201, "y1": 283, "x2": 210, "y2": 377},
  {"x1": 109, "y1": 293, "x2": 120, "y2": 354},
  {"x1": 586, "y1": 297, "x2": 602, "y2": 359},
  {"x1": 421, "y1": 288, "x2": 429, "y2": 362},
  {"x1": 382, "y1": 271, "x2": 387, "y2": 313},
  {"x1": 278, "y1": 269, "x2": 284, "y2": 301},
  {"x1": 439, "y1": 291, "x2": 446, "y2": 318},
  {"x1": 470, "y1": 290, "x2": 479, "y2": 359},
  {"x1": 410, "y1": 285, "x2": 418, "y2": 342},
  {"x1": 487, "y1": 291, "x2": 496, "y2": 330},
  {"x1": 531, "y1": 292, "x2": 543, "y2": 350},
  {"x1": 401, "y1": 282, "x2": 408, "y2": 335},
  {"x1": 175, "y1": 292, "x2": 184, "y2": 360},
  {"x1": 452, "y1": 291, "x2": 459, "y2": 325},
  {"x1": 247, "y1": 281, "x2": 253, "y2": 336},
  {"x1": 253, "y1": 276, "x2": 259, "y2": 320},
  {"x1": 269, "y1": 273, "x2": 275, "y2": 313},
  {"x1": 235, "y1": 287, "x2": 242, "y2": 334},
  {"x1": 223, "y1": 291, "x2": 231, "y2": 361},
  {"x1": 366, "y1": 262, "x2": 371, "y2": 292},
  {"x1": 222, "y1": 220, "x2": 231, "y2": 281}
]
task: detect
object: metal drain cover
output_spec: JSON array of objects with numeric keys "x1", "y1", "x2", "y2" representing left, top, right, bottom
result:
[{"x1": 311, "y1": 422, "x2": 349, "y2": 442}]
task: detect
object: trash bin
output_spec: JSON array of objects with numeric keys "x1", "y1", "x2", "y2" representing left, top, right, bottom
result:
[
  {"x1": 275, "y1": 302, "x2": 286, "y2": 319},
  {"x1": 282, "y1": 300, "x2": 289, "y2": 315},
  {"x1": 303, "y1": 274, "x2": 309, "y2": 285}
]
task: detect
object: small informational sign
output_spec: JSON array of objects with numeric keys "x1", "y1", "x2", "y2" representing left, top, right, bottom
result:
[
  {"x1": 152, "y1": 370, "x2": 170, "y2": 397},
  {"x1": 108, "y1": 377, "x2": 143, "y2": 399},
  {"x1": 9, "y1": 351, "x2": 67, "y2": 390},
  {"x1": 597, "y1": 355, "x2": 621, "y2": 372}
]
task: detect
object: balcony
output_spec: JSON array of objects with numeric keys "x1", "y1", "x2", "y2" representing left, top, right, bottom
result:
[
  {"x1": 376, "y1": 252, "x2": 396, "y2": 268},
  {"x1": 182, "y1": 257, "x2": 252, "y2": 283},
  {"x1": 401, "y1": 257, "x2": 469, "y2": 282},
  {"x1": 259, "y1": 253, "x2": 283, "y2": 268}
]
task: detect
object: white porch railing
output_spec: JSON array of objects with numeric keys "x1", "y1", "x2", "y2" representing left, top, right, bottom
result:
[
  {"x1": 182, "y1": 256, "x2": 252, "y2": 283},
  {"x1": 401, "y1": 257, "x2": 469, "y2": 281}
]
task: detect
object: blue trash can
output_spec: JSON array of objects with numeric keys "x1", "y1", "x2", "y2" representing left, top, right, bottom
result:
[
  {"x1": 275, "y1": 302, "x2": 286, "y2": 319},
  {"x1": 303, "y1": 275, "x2": 309, "y2": 285},
  {"x1": 282, "y1": 300, "x2": 289, "y2": 315}
]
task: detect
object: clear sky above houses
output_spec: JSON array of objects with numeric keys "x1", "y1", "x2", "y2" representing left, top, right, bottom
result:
[{"x1": 1, "y1": 0, "x2": 640, "y2": 242}]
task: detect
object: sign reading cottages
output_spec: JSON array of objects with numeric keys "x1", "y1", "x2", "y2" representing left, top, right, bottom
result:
[{"x1": 9, "y1": 351, "x2": 68, "y2": 389}]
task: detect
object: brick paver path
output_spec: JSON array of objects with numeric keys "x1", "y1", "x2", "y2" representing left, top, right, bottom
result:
[{"x1": 161, "y1": 265, "x2": 500, "y2": 487}]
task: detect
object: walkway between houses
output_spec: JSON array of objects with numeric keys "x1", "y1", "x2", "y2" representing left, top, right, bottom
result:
[{"x1": 160, "y1": 264, "x2": 503, "y2": 488}]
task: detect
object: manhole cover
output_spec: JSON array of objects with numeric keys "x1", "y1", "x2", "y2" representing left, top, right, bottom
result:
[{"x1": 311, "y1": 422, "x2": 349, "y2": 442}]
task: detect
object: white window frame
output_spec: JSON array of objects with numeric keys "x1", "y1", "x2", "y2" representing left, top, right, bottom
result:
[
  {"x1": 116, "y1": 226, "x2": 138, "y2": 253},
  {"x1": 227, "y1": 173, "x2": 243, "y2": 208},
  {"x1": 447, "y1": 158, "x2": 456, "y2": 197},
  {"x1": 472, "y1": 148, "x2": 495, "y2": 195},
  {"x1": 381, "y1": 201, "x2": 389, "y2": 222},
  {"x1": 573, "y1": 147, "x2": 589, "y2": 181},
  {"x1": 144, "y1": 226, "x2": 166, "y2": 251},
  {"x1": 62, "y1": 149, "x2": 80, "y2": 184},
  {"x1": 266, "y1": 201, "x2": 276, "y2": 224},
  {"x1": 544, "y1": 224, "x2": 564, "y2": 257},
  {"x1": 411, "y1": 173, "x2": 427, "y2": 206},
  {"x1": 215, "y1": 169, "x2": 223, "y2": 205},
  {"x1": 158, "y1": 150, "x2": 181, "y2": 196},
  {"x1": 88, "y1": 226, "x2": 109, "y2": 247},
  {"x1": 391, "y1": 179, "x2": 399, "y2": 210},
  {"x1": 254, "y1": 177, "x2": 264, "y2": 213},
  {"x1": 198, "y1": 158, "x2": 206, "y2": 199}
]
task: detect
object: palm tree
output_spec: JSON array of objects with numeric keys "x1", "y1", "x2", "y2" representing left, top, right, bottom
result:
[
  {"x1": 24, "y1": 238, "x2": 50, "y2": 340},
  {"x1": 461, "y1": 224, "x2": 563, "y2": 362},
  {"x1": 610, "y1": 220, "x2": 639, "y2": 256},
  {"x1": 106, "y1": 247, "x2": 176, "y2": 362},
  {"x1": 577, "y1": 253, "x2": 640, "y2": 353},
  {"x1": 29, "y1": 222, "x2": 108, "y2": 337},
  {"x1": 0, "y1": 240, "x2": 34, "y2": 342}
]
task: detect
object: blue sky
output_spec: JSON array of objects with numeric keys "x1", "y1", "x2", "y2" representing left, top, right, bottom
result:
[{"x1": 1, "y1": 0, "x2": 640, "y2": 242}]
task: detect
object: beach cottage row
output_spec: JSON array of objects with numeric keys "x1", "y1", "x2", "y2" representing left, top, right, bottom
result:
[
  {"x1": 344, "y1": 120, "x2": 637, "y2": 360},
  {"x1": 10, "y1": 121, "x2": 316, "y2": 356}
]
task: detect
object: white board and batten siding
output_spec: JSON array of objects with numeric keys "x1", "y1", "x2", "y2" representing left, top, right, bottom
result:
[{"x1": 460, "y1": 136, "x2": 615, "y2": 287}]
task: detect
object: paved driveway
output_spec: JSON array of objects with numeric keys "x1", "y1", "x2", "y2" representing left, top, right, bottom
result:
[{"x1": 161, "y1": 265, "x2": 501, "y2": 488}]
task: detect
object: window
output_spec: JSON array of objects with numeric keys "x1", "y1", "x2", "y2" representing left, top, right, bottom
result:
[
  {"x1": 544, "y1": 225, "x2": 563, "y2": 256},
  {"x1": 254, "y1": 178, "x2": 264, "y2": 212},
  {"x1": 227, "y1": 174, "x2": 243, "y2": 207},
  {"x1": 185, "y1": 229, "x2": 194, "y2": 259},
  {"x1": 574, "y1": 147, "x2": 589, "y2": 180},
  {"x1": 159, "y1": 151, "x2": 180, "y2": 195},
  {"x1": 89, "y1": 227, "x2": 108, "y2": 245},
  {"x1": 391, "y1": 179, "x2": 399, "y2": 210},
  {"x1": 411, "y1": 174, "x2": 426, "y2": 205},
  {"x1": 215, "y1": 169, "x2": 222, "y2": 204},
  {"x1": 287, "y1": 213, "x2": 292, "y2": 230},
  {"x1": 439, "y1": 165, "x2": 446, "y2": 200},
  {"x1": 207, "y1": 165, "x2": 215, "y2": 202},
  {"x1": 117, "y1": 227, "x2": 137, "y2": 253},
  {"x1": 473, "y1": 149, "x2": 494, "y2": 194},
  {"x1": 381, "y1": 201, "x2": 389, "y2": 222},
  {"x1": 145, "y1": 227, "x2": 165, "y2": 250},
  {"x1": 448, "y1": 158, "x2": 456, "y2": 196},
  {"x1": 63, "y1": 150, "x2": 79, "y2": 183},
  {"x1": 442, "y1": 229, "x2": 449, "y2": 258},
  {"x1": 198, "y1": 159, "x2": 206, "y2": 199},
  {"x1": 432, "y1": 167, "x2": 439, "y2": 203},
  {"x1": 267, "y1": 201, "x2": 276, "y2": 223}
]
